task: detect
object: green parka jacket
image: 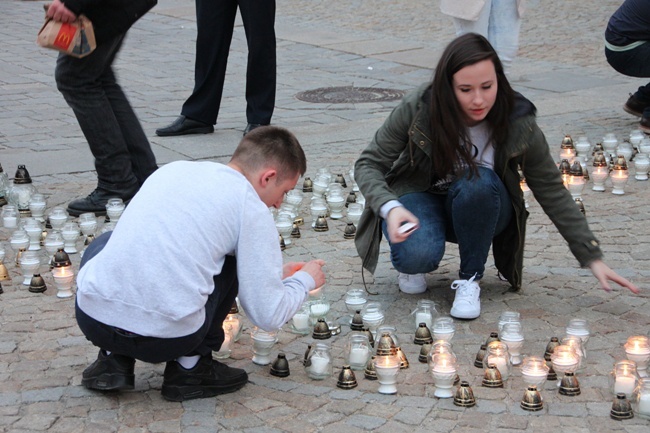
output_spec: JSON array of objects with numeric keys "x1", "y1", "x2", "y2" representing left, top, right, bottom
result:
[{"x1": 354, "y1": 83, "x2": 603, "y2": 290}]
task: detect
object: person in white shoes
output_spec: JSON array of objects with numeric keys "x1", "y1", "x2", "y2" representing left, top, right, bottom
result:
[{"x1": 353, "y1": 34, "x2": 639, "y2": 320}]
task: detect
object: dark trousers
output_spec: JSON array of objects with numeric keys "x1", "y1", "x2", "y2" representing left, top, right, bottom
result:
[
  {"x1": 55, "y1": 33, "x2": 158, "y2": 194},
  {"x1": 181, "y1": 0, "x2": 276, "y2": 125},
  {"x1": 606, "y1": 44, "x2": 650, "y2": 117},
  {"x1": 76, "y1": 232, "x2": 239, "y2": 364}
]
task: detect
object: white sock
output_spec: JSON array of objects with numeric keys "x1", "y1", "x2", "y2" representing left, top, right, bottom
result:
[{"x1": 176, "y1": 355, "x2": 201, "y2": 369}]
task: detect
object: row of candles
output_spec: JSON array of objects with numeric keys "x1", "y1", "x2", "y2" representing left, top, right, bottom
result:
[
  {"x1": 547, "y1": 131, "x2": 650, "y2": 199},
  {"x1": 221, "y1": 293, "x2": 650, "y2": 419},
  {"x1": 0, "y1": 164, "x2": 127, "y2": 298}
]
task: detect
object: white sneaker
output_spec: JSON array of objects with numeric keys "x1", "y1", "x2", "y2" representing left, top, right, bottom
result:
[
  {"x1": 398, "y1": 273, "x2": 427, "y2": 294},
  {"x1": 450, "y1": 275, "x2": 481, "y2": 319}
]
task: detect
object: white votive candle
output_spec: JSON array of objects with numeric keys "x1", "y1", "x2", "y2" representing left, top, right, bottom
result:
[
  {"x1": 292, "y1": 312, "x2": 310, "y2": 330},
  {"x1": 349, "y1": 347, "x2": 370, "y2": 366},
  {"x1": 614, "y1": 376, "x2": 636, "y2": 397},
  {"x1": 415, "y1": 312, "x2": 432, "y2": 329},
  {"x1": 309, "y1": 355, "x2": 329, "y2": 375}
]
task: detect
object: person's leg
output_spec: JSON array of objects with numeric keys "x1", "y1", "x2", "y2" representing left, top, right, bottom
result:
[
  {"x1": 180, "y1": 0, "x2": 238, "y2": 125},
  {"x1": 451, "y1": 2, "x2": 490, "y2": 40},
  {"x1": 487, "y1": 0, "x2": 521, "y2": 75},
  {"x1": 605, "y1": 45, "x2": 650, "y2": 120},
  {"x1": 239, "y1": 0, "x2": 276, "y2": 126},
  {"x1": 382, "y1": 192, "x2": 447, "y2": 293},
  {"x1": 445, "y1": 167, "x2": 512, "y2": 319},
  {"x1": 447, "y1": 167, "x2": 512, "y2": 280},
  {"x1": 161, "y1": 255, "x2": 247, "y2": 402},
  {"x1": 55, "y1": 34, "x2": 141, "y2": 206}
]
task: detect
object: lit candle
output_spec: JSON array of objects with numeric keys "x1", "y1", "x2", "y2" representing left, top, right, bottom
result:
[
  {"x1": 625, "y1": 336, "x2": 650, "y2": 378},
  {"x1": 614, "y1": 375, "x2": 636, "y2": 397},
  {"x1": 374, "y1": 355, "x2": 399, "y2": 394}
]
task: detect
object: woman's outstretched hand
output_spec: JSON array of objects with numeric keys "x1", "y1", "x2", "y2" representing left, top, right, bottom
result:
[{"x1": 589, "y1": 259, "x2": 639, "y2": 294}]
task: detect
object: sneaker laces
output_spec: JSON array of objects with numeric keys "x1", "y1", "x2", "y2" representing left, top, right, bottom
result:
[{"x1": 451, "y1": 274, "x2": 478, "y2": 300}]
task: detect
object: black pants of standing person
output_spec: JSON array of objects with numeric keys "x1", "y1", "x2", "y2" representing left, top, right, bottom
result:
[
  {"x1": 76, "y1": 232, "x2": 239, "y2": 363},
  {"x1": 181, "y1": 0, "x2": 276, "y2": 126}
]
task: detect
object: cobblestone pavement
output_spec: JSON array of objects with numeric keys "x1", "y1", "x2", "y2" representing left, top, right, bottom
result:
[{"x1": 1, "y1": 0, "x2": 649, "y2": 432}]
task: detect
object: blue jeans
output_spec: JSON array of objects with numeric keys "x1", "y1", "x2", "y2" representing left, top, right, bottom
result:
[
  {"x1": 452, "y1": 0, "x2": 521, "y2": 75},
  {"x1": 55, "y1": 33, "x2": 158, "y2": 193},
  {"x1": 76, "y1": 232, "x2": 238, "y2": 363},
  {"x1": 606, "y1": 43, "x2": 650, "y2": 117},
  {"x1": 383, "y1": 167, "x2": 512, "y2": 280}
]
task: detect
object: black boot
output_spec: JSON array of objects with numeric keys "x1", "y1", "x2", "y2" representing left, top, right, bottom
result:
[{"x1": 67, "y1": 186, "x2": 138, "y2": 217}]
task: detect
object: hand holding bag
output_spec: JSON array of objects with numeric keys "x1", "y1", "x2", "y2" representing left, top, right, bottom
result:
[{"x1": 37, "y1": 4, "x2": 96, "y2": 58}]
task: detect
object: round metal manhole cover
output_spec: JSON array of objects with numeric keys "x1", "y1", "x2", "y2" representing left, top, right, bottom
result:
[{"x1": 295, "y1": 86, "x2": 405, "y2": 104}]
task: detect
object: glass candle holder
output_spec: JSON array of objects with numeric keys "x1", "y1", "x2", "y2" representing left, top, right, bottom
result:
[
  {"x1": 79, "y1": 213, "x2": 98, "y2": 246},
  {"x1": 632, "y1": 377, "x2": 650, "y2": 419},
  {"x1": 616, "y1": 142, "x2": 634, "y2": 161},
  {"x1": 483, "y1": 341, "x2": 512, "y2": 380},
  {"x1": 561, "y1": 336, "x2": 585, "y2": 372},
  {"x1": 344, "y1": 288, "x2": 367, "y2": 317},
  {"x1": 625, "y1": 336, "x2": 650, "y2": 378},
  {"x1": 61, "y1": 221, "x2": 80, "y2": 254},
  {"x1": 565, "y1": 318, "x2": 589, "y2": 360},
  {"x1": 224, "y1": 302, "x2": 243, "y2": 342},
  {"x1": 609, "y1": 360, "x2": 639, "y2": 399},
  {"x1": 213, "y1": 322, "x2": 234, "y2": 359},
  {"x1": 44, "y1": 231, "x2": 64, "y2": 266},
  {"x1": 23, "y1": 218, "x2": 42, "y2": 251},
  {"x1": 591, "y1": 164, "x2": 608, "y2": 192},
  {"x1": 48, "y1": 206, "x2": 69, "y2": 231},
  {"x1": 284, "y1": 189, "x2": 304, "y2": 214},
  {"x1": 361, "y1": 302, "x2": 385, "y2": 336},
  {"x1": 251, "y1": 328, "x2": 277, "y2": 365},
  {"x1": 430, "y1": 352, "x2": 458, "y2": 398},
  {"x1": 309, "y1": 199, "x2": 328, "y2": 228},
  {"x1": 634, "y1": 153, "x2": 650, "y2": 180},
  {"x1": 325, "y1": 190, "x2": 345, "y2": 220},
  {"x1": 19, "y1": 250, "x2": 41, "y2": 286},
  {"x1": 105, "y1": 198, "x2": 125, "y2": 222},
  {"x1": 28, "y1": 193, "x2": 47, "y2": 223},
  {"x1": 309, "y1": 297, "x2": 330, "y2": 325},
  {"x1": 521, "y1": 356, "x2": 550, "y2": 388},
  {"x1": 427, "y1": 340, "x2": 458, "y2": 372},
  {"x1": 311, "y1": 175, "x2": 329, "y2": 198},
  {"x1": 275, "y1": 213, "x2": 293, "y2": 246},
  {"x1": 289, "y1": 302, "x2": 311, "y2": 335},
  {"x1": 346, "y1": 332, "x2": 372, "y2": 371},
  {"x1": 432, "y1": 316, "x2": 455, "y2": 341},
  {"x1": 574, "y1": 136, "x2": 592, "y2": 163},
  {"x1": 2, "y1": 205, "x2": 19, "y2": 229},
  {"x1": 10, "y1": 229, "x2": 29, "y2": 265},
  {"x1": 413, "y1": 299, "x2": 438, "y2": 331},
  {"x1": 376, "y1": 325, "x2": 399, "y2": 349},
  {"x1": 52, "y1": 248, "x2": 74, "y2": 298},
  {"x1": 500, "y1": 322, "x2": 524, "y2": 366},
  {"x1": 611, "y1": 165, "x2": 629, "y2": 195},
  {"x1": 551, "y1": 344, "x2": 580, "y2": 390},
  {"x1": 305, "y1": 342, "x2": 332, "y2": 380},
  {"x1": 347, "y1": 203, "x2": 363, "y2": 227},
  {"x1": 374, "y1": 354, "x2": 399, "y2": 394},
  {"x1": 602, "y1": 133, "x2": 618, "y2": 156}
]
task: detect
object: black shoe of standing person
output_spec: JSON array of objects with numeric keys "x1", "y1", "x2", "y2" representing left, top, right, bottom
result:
[
  {"x1": 67, "y1": 186, "x2": 138, "y2": 217},
  {"x1": 624, "y1": 94, "x2": 647, "y2": 117},
  {"x1": 156, "y1": 115, "x2": 214, "y2": 136},
  {"x1": 243, "y1": 123, "x2": 268, "y2": 136},
  {"x1": 161, "y1": 354, "x2": 248, "y2": 402},
  {"x1": 82, "y1": 350, "x2": 135, "y2": 391}
]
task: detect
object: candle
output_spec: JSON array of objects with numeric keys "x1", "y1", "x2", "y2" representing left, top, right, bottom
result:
[
  {"x1": 309, "y1": 354, "x2": 329, "y2": 375},
  {"x1": 490, "y1": 357, "x2": 508, "y2": 379},
  {"x1": 415, "y1": 312, "x2": 432, "y2": 329},
  {"x1": 292, "y1": 312, "x2": 310, "y2": 331},
  {"x1": 614, "y1": 376, "x2": 636, "y2": 397},
  {"x1": 433, "y1": 358, "x2": 456, "y2": 373},
  {"x1": 374, "y1": 355, "x2": 399, "y2": 394},
  {"x1": 349, "y1": 347, "x2": 370, "y2": 366},
  {"x1": 638, "y1": 394, "x2": 650, "y2": 417},
  {"x1": 310, "y1": 303, "x2": 329, "y2": 317}
]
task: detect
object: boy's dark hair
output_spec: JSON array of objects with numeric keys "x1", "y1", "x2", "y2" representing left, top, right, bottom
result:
[{"x1": 231, "y1": 126, "x2": 307, "y2": 182}]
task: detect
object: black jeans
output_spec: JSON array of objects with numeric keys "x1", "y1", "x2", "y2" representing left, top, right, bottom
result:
[
  {"x1": 606, "y1": 43, "x2": 650, "y2": 116},
  {"x1": 55, "y1": 33, "x2": 158, "y2": 193},
  {"x1": 76, "y1": 232, "x2": 238, "y2": 363}
]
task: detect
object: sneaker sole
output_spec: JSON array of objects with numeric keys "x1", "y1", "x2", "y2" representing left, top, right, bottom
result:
[
  {"x1": 82, "y1": 373, "x2": 134, "y2": 391},
  {"x1": 450, "y1": 308, "x2": 480, "y2": 320},
  {"x1": 161, "y1": 380, "x2": 247, "y2": 402}
]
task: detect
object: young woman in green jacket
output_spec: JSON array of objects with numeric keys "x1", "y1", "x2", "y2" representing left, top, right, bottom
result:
[{"x1": 354, "y1": 33, "x2": 638, "y2": 320}]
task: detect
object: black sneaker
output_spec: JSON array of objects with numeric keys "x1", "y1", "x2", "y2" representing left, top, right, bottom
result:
[
  {"x1": 67, "y1": 186, "x2": 137, "y2": 217},
  {"x1": 624, "y1": 94, "x2": 647, "y2": 117},
  {"x1": 161, "y1": 354, "x2": 248, "y2": 401},
  {"x1": 82, "y1": 350, "x2": 135, "y2": 391}
]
